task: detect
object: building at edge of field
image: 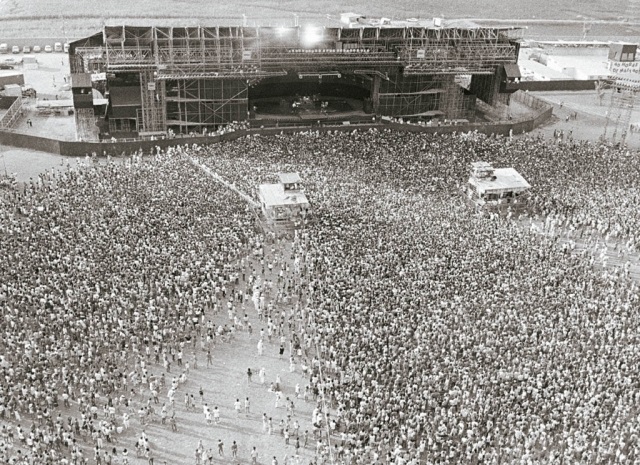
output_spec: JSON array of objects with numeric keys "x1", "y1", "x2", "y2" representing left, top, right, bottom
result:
[{"x1": 67, "y1": 20, "x2": 523, "y2": 140}]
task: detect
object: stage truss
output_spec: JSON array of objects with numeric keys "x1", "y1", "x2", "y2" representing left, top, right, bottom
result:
[
  {"x1": 71, "y1": 25, "x2": 520, "y2": 77},
  {"x1": 70, "y1": 24, "x2": 521, "y2": 131},
  {"x1": 601, "y1": 76, "x2": 640, "y2": 146}
]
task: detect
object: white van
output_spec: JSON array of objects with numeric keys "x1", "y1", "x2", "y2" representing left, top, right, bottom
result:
[
  {"x1": 0, "y1": 44, "x2": 8, "y2": 54},
  {"x1": 54, "y1": 42, "x2": 62, "y2": 52},
  {"x1": 63, "y1": 43, "x2": 70, "y2": 53}
]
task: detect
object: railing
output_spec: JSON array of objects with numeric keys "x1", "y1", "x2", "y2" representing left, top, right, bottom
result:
[
  {"x1": 0, "y1": 96, "x2": 23, "y2": 130},
  {"x1": 511, "y1": 89, "x2": 554, "y2": 112},
  {"x1": 0, "y1": 89, "x2": 554, "y2": 155}
]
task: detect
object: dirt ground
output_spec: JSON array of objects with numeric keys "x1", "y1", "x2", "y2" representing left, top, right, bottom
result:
[
  {"x1": 0, "y1": 146, "x2": 69, "y2": 181},
  {"x1": 12, "y1": 51, "x2": 77, "y2": 140},
  {"x1": 116, "y1": 242, "x2": 324, "y2": 465},
  {"x1": 520, "y1": 90, "x2": 640, "y2": 149}
]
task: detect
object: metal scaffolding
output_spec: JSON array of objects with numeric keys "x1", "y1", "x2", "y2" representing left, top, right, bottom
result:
[
  {"x1": 603, "y1": 77, "x2": 640, "y2": 145},
  {"x1": 165, "y1": 79, "x2": 248, "y2": 131},
  {"x1": 75, "y1": 108, "x2": 99, "y2": 141},
  {"x1": 70, "y1": 33, "x2": 106, "y2": 74},
  {"x1": 138, "y1": 69, "x2": 166, "y2": 133},
  {"x1": 401, "y1": 27, "x2": 518, "y2": 75},
  {"x1": 70, "y1": 24, "x2": 521, "y2": 133},
  {"x1": 377, "y1": 74, "x2": 448, "y2": 117},
  {"x1": 95, "y1": 25, "x2": 519, "y2": 77},
  {"x1": 0, "y1": 96, "x2": 23, "y2": 130}
]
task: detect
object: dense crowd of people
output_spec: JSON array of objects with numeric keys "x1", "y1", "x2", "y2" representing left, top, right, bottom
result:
[
  {"x1": 0, "y1": 153, "x2": 258, "y2": 464},
  {"x1": 196, "y1": 129, "x2": 640, "y2": 464},
  {"x1": 0, "y1": 127, "x2": 639, "y2": 464},
  {"x1": 200, "y1": 129, "x2": 640, "y2": 253}
]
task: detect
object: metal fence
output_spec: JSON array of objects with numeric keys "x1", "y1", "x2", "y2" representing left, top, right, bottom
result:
[{"x1": 511, "y1": 89, "x2": 554, "y2": 113}]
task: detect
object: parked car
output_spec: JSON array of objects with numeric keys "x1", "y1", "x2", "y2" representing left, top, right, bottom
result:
[
  {"x1": 54, "y1": 42, "x2": 63, "y2": 52},
  {"x1": 23, "y1": 46, "x2": 31, "y2": 53},
  {"x1": 12, "y1": 46, "x2": 20, "y2": 54},
  {"x1": 0, "y1": 63, "x2": 14, "y2": 70},
  {"x1": 63, "y1": 43, "x2": 69, "y2": 53},
  {"x1": 33, "y1": 45, "x2": 42, "y2": 53},
  {"x1": 0, "y1": 44, "x2": 8, "y2": 54},
  {"x1": 44, "y1": 45, "x2": 52, "y2": 53}
]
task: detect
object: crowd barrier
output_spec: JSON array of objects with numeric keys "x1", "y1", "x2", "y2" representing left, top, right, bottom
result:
[
  {"x1": 0, "y1": 92, "x2": 553, "y2": 157},
  {"x1": 515, "y1": 80, "x2": 599, "y2": 92},
  {"x1": 0, "y1": 129, "x2": 61, "y2": 153}
]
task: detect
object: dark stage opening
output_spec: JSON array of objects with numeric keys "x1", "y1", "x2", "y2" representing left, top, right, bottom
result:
[{"x1": 248, "y1": 74, "x2": 373, "y2": 120}]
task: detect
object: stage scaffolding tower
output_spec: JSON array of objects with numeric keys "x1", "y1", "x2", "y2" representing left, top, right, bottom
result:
[
  {"x1": 138, "y1": 69, "x2": 166, "y2": 134},
  {"x1": 603, "y1": 77, "x2": 640, "y2": 146}
]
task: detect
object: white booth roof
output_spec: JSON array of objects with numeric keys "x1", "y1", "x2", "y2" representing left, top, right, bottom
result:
[
  {"x1": 259, "y1": 183, "x2": 309, "y2": 207},
  {"x1": 278, "y1": 172, "x2": 302, "y2": 185},
  {"x1": 469, "y1": 167, "x2": 531, "y2": 194}
]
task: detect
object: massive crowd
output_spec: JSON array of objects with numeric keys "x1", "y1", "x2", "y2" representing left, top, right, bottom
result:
[
  {"x1": 0, "y1": 153, "x2": 258, "y2": 464},
  {"x1": 0, "y1": 127, "x2": 639, "y2": 464},
  {"x1": 196, "y1": 129, "x2": 640, "y2": 464},
  {"x1": 200, "y1": 129, "x2": 640, "y2": 252}
]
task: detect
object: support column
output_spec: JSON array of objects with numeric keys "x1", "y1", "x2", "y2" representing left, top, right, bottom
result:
[
  {"x1": 139, "y1": 69, "x2": 166, "y2": 134},
  {"x1": 372, "y1": 74, "x2": 381, "y2": 115}
]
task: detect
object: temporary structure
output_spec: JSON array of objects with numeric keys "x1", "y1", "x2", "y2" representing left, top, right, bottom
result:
[
  {"x1": 464, "y1": 161, "x2": 530, "y2": 212},
  {"x1": 258, "y1": 173, "x2": 310, "y2": 227}
]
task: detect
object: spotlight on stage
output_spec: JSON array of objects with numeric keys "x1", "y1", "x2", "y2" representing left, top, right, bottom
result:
[{"x1": 301, "y1": 26, "x2": 323, "y2": 47}]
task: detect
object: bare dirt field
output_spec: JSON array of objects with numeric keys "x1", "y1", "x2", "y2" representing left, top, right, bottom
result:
[
  {"x1": 0, "y1": 0, "x2": 630, "y2": 22},
  {"x1": 0, "y1": 146, "x2": 68, "y2": 182},
  {"x1": 0, "y1": 0, "x2": 638, "y2": 41},
  {"x1": 525, "y1": 90, "x2": 640, "y2": 150}
]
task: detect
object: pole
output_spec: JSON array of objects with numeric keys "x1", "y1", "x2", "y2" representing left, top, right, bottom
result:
[
  {"x1": 2, "y1": 153, "x2": 7, "y2": 177},
  {"x1": 311, "y1": 322, "x2": 335, "y2": 465}
]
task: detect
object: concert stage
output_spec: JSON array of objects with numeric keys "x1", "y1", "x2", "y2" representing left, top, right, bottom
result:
[{"x1": 70, "y1": 24, "x2": 522, "y2": 138}]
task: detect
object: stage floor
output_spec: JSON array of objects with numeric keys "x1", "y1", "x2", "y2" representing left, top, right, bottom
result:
[{"x1": 251, "y1": 97, "x2": 370, "y2": 123}]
